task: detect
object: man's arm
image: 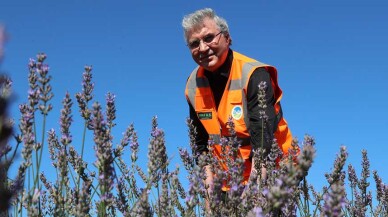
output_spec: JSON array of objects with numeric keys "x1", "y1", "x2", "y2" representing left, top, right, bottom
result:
[
  {"x1": 189, "y1": 103, "x2": 209, "y2": 156},
  {"x1": 246, "y1": 67, "x2": 278, "y2": 158}
]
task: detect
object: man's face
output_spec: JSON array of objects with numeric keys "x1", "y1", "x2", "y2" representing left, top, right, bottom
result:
[{"x1": 186, "y1": 18, "x2": 230, "y2": 72}]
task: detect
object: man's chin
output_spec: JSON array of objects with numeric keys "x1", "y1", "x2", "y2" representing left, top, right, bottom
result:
[
  {"x1": 202, "y1": 64, "x2": 218, "y2": 72},
  {"x1": 199, "y1": 59, "x2": 216, "y2": 69}
]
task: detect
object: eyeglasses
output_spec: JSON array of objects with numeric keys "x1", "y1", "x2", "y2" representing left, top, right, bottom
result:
[{"x1": 187, "y1": 31, "x2": 223, "y2": 50}]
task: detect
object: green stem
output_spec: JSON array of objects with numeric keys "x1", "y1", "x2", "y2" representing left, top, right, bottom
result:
[
  {"x1": 114, "y1": 159, "x2": 138, "y2": 203},
  {"x1": 77, "y1": 121, "x2": 88, "y2": 193},
  {"x1": 89, "y1": 182, "x2": 101, "y2": 203},
  {"x1": 35, "y1": 114, "x2": 47, "y2": 189},
  {"x1": 68, "y1": 165, "x2": 77, "y2": 187},
  {"x1": 303, "y1": 177, "x2": 310, "y2": 215},
  {"x1": 312, "y1": 183, "x2": 334, "y2": 217},
  {"x1": 80, "y1": 120, "x2": 87, "y2": 161},
  {"x1": 157, "y1": 183, "x2": 161, "y2": 217},
  {"x1": 32, "y1": 120, "x2": 38, "y2": 188}
]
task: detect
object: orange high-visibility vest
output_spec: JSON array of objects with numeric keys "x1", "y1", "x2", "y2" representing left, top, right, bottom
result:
[{"x1": 185, "y1": 51, "x2": 293, "y2": 184}]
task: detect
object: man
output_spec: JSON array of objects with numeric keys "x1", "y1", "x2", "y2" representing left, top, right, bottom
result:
[{"x1": 183, "y1": 8, "x2": 294, "y2": 194}]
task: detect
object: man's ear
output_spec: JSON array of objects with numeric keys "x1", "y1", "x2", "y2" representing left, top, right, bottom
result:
[
  {"x1": 224, "y1": 33, "x2": 229, "y2": 40},
  {"x1": 224, "y1": 33, "x2": 232, "y2": 45}
]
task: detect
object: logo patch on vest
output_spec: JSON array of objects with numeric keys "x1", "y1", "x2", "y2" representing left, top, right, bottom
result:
[
  {"x1": 231, "y1": 105, "x2": 243, "y2": 120},
  {"x1": 198, "y1": 112, "x2": 212, "y2": 120}
]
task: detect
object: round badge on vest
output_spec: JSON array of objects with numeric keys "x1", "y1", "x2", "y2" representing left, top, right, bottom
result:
[{"x1": 231, "y1": 105, "x2": 243, "y2": 120}]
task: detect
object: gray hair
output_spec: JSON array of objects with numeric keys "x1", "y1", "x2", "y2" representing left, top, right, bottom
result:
[{"x1": 182, "y1": 8, "x2": 230, "y2": 44}]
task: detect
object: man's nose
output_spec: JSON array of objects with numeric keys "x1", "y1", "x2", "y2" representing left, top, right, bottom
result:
[{"x1": 198, "y1": 40, "x2": 209, "y2": 51}]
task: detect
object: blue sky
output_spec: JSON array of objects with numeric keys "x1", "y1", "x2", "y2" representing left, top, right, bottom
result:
[{"x1": 2, "y1": 0, "x2": 388, "y2": 199}]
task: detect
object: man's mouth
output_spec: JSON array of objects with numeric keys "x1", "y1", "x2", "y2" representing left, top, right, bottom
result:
[{"x1": 199, "y1": 53, "x2": 213, "y2": 60}]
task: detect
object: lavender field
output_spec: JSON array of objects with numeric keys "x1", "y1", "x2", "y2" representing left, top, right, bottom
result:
[{"x1": 1, "y1": 25, "x2": 388, "y2": 216}]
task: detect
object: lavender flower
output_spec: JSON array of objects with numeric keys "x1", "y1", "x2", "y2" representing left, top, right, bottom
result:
[
  {"x1": 41, "y1": 142, "x2": 72, "y2": 217},
  {"x1": 247, "y1": 206, "x2": 264, "y2": 217},
  {"x1": 228, "y1": 181, "x2": 245, "y2": 212},
  {"x1": 359, "y1": 150, "x2": 372, "y2": 207},
  {"x1": 347, "y1": 150, "x2": 372, "y2": 216},
  {"x1": 295, "y1": 135, "x2": 316, "y2": 182},
  {"x1": 257, "y1": 81, "x2": 273, "y2": 150},
  {"x1": 115, "y1": 176, "x2": 129, "y2": 215},
  {"x1": 75, "y1": 65, "x2": 94, "y2": 121},
  {"x1": 173, "y1": 169, "x2": 187, "y2": 199},
  {"x1": 131, "y1": 189, "x2": 153, "y2": 216},
  {"x1": 156, "y1": 173, "x2": 170, "y2": 216},
  {"x1": 373, "y1": 170, "x2": 385, "y2": 204},
  {"x1": 33, "y1": 53, "x2": 53, "y2": 115},
  {"x1": 115, "y1": 155, "x2": 141, "y2": 203},
  {"x1": 321, "y1": 147, "x2": 348, "y2": 216},
  {"x1": 74, "y1": 180, "x2": 92, "y2": 216},
  {"x1": 170, "y1": 168, "x2": 186, "y2": 214},
  {"x1": 68, "y1": 146, "x2": 90, "y2": 182},
  {"x1": 24, "y1": 54, "x2": 55, "y2": 200},
  {"x1": 129, "y1": 126, "x2": 139, "y2": 163},
  {"x1": 348, "y1": 164, "x2": 358, "y2": 189},
  {"x1": 73, "y1": 65, "x2": 96, "y2": 195},
  {"x1": 186, "y1": 118, "x2": 199, "y2": 158},
  {"x1": 241, "y1": 170, "x2": 259, "y2": 212},
  {"x1": 323, "y1": 175, "x2": 346, "y2": 217},
  {"x1": 186, "y1": 166, "x2": 206, "y2": 213},
  {"x1": 147, "y1": 116, "x2": 168, "y2": 185},
  {"x1": 47, "y1": 129, "x2": 59, "y2": 167},
  {"x1": 91, "y1": 102, "x2": 115, "y2": 213},
  {"x1": 18, "y1": 104, "x2": 35, "y2": 165},
  {"x1": 259, "y1": 135, "x2": 314, "y2": 216},
  {"x1": 59, "y1": 92, "x2": 73, "y2": 146},
  {"x1": 26, "y1": 188, "x2": 41, "y2": 216},
  {"x1": 57, "y1": 147, "x2": 69, "y2": 186},
  {"x1": 40, "y1": 190, "x2": 50, "y2": 216},
  {"x1": 309, "y1": 184, "x2": 322, "y2": 207},
  {"x1": 9, "y1": 162, "x2": 28, "y2": 197},
  {"x1": 136, "y1": 164, "x2": 148, "y2": 184},
  {"x1": 325, "y1": 146, "x2": 348, "y2": 185},
  {"x1": 105, "y1": 92, "x2": 116, "y2": 129},
  {"x1": 114, "y1": 124, "x2": 134, "y2": 158},
  {"x1": 179, "y1": 147, "x2": 194, "y2": 173},
  {"x1": 257, "y1": 81, "x2": 268, "y2": 111},
  {"x1": 266, "y1": 178, "x2": 288, "y2": 209}
]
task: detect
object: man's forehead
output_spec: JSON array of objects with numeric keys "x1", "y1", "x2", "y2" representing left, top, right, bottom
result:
[{"x1": 187, "y1": 19, "x2": 219, "y2": 38}]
